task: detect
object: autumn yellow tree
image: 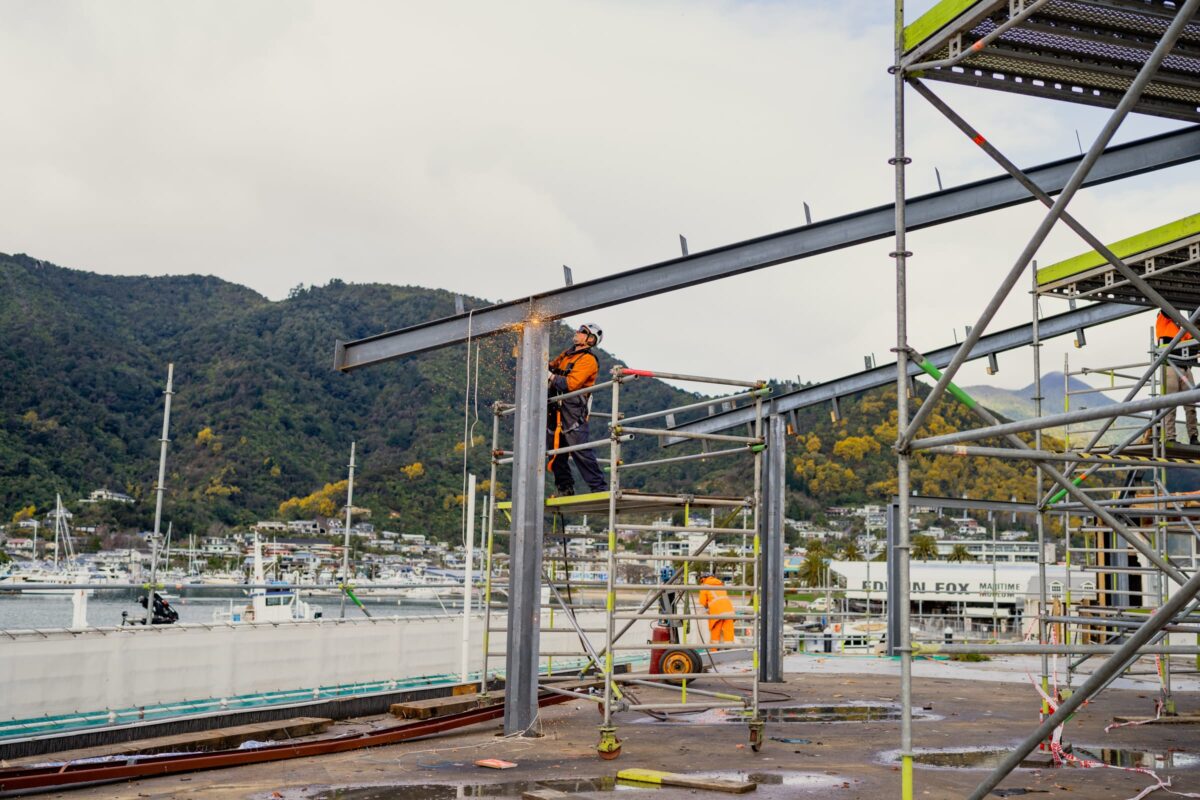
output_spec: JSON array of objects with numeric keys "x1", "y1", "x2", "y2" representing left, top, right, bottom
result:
[{"x1": 278, "y1": 480, "x2": 349, "y2": 518}]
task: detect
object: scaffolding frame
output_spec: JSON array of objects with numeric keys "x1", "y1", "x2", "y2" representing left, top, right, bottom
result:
[
  {"x1": 478, "y1": 363, "x2": 778, "y2": 755},
  {"x1": 894, "y1": 2, "x2": 1200, "y2": 797}
]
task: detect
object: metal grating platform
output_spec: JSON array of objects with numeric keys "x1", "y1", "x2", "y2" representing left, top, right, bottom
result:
[
  {"x1": 1036, "y1": 212, "x2": 1200, "y2": 306},
  {"x1": 904, "y1": 1, "x2": 1200, "y2": 122}
]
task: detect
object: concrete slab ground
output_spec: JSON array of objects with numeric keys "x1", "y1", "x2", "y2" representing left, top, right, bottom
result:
[{"x1": 46, "y1": 656, "x2": 1200, "y2": 799}]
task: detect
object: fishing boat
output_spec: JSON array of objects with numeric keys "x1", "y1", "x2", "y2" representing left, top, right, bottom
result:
[{"x1": 212, "y1": 535, "x2": 322, "y2": 623}]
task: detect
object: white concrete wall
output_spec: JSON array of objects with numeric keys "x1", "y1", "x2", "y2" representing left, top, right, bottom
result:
[{"x1": 2, "y1": 612, "x2": 650, "y2": 721}]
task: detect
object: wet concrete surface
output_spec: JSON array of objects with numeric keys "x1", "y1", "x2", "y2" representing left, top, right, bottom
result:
[{"x1": 45, "y1": 663, "x2": 1200, "y2": 799}]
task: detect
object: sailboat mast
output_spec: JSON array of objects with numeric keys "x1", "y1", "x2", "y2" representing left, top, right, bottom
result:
[
  {"x1": 339, "y1": 441, "x2": 356, "y2": 619},
  {"x1": 146, "y1": 363, "x2": 175, "y2": 625}
]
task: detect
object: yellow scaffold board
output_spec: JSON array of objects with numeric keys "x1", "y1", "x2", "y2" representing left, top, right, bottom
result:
[
  {"x1": 1036, "y1": 213, "x2": 1200, "y2": 309},
  {"x1": 495, "y1": 490, "x2": 751, "y2": 516},
  {"x1": 617, "y1": 768, "x2": 756, "y2": 794}
]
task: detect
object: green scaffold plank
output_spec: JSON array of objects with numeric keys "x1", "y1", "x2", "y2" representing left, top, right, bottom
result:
[
  {"x1": 903, "y1": 0, "x2": 981, "y2": 52},
  {"x1": 1037, "y1": 213, "x2": 1200, "y2": 286}
]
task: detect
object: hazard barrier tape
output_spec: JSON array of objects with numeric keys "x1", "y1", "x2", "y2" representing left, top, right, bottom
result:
[{"x1": 1027, "y1": 675, "x2": 1200, "y2": 799}]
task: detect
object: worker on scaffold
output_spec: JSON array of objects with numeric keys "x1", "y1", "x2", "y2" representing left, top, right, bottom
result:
[
  {"x1": 698, "y1": 572, "x2": 736, "y2": 644},
  {"x1": 547, "y1": 323, "x2": 608, "y2": 496},
  {"x1": 1157, "y1": 310, "x2": 1198, "y2": 445}
]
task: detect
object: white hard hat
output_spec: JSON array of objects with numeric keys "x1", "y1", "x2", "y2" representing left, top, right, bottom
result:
[{"x1": 578, "y1": 323, "x2": 603, "y2": 346}]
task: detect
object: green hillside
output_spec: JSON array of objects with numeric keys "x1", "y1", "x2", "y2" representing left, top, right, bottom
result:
[
  {"x1": 0, "y1": 254, "x2": 725, "y2": 538},
  {"x1": 0, "y1": 253, "x2": 1044, "y2": 540}
]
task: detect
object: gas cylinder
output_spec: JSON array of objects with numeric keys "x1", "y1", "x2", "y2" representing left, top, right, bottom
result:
[{"x1": 648, "y1": 622, "x2": 672, "y2": 674}]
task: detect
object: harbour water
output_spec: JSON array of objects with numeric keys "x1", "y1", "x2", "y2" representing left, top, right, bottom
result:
[{"x1": 0, "y1": 592, "x2": 453, "y2": 629}]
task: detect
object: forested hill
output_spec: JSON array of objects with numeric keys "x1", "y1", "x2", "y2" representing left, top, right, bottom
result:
[{"x1": 0, "y1": 253, "x2": 1040, "y2": 539}]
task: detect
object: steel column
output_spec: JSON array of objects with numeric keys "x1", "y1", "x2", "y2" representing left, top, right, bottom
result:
[
  {"x1": 503, "y1": 321, "x2": 550, "y2": 736},
  {"x1": 759, "y1": 415, "x2": 786, "y2": 683},
  {"x1": 886, "y1": 502, "x2": 901, "y2": 657}
]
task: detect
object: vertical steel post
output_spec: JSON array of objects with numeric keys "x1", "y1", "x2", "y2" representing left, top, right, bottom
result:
[
  {"x1": 340, "y1": 441, "x2": 356, "y2": 619},
  {"x1": 892, "y1": 3, "x2": 914, "y2": 796},
  {"x1": 887, "y1": 502, "x2": 901, "y2": 656},
  {"x1": 759, "y1": 415, "x2": 786, "y2": 682},
  {"x1": 1032, "y1": 266, "x2": 1050, "y2": 706},
  {"x1": 480, "y1": 406, "x2": 502, "y2": 696},
  {"x1": 750, "y1": 392, "x2": 764, "y2": 731},
  {"x1": 146, "y1": 363, "x2": 174, "y2": 625},
  {"x1": 503, "y1": 321, "x2": 550, "y2": 736},
  {"x1": 599, "y1": 371, "x2": 622, "y2": 757},
  {"x1": 461, "y1": 473, "x2": 477, "y2": 682}
]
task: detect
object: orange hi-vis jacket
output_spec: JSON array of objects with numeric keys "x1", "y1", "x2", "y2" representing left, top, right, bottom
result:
[
  {"x1": 1157, "y1": 311, "x2": 1194, "y2": 344},
  {"x1": 548, "y1": 346, "x2": 599, "y2": 434},
  {"x1": 698, "y1": 575, "x2": 734, "y2": 617}
]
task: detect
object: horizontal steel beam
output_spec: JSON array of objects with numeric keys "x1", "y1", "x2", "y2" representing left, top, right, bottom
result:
[
  {"x1": 897, "y1": 494, "x2": 1038, "y2": 515},
  {"x1": 664, "y1": 302, "x2": 1142, "y2": 444},
  {"x1": 333, "y1": 125, "x2": 1200, "y2": 371}
]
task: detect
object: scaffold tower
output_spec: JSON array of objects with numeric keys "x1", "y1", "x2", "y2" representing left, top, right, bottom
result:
[
  {"x1": 895, "y1": 2, "x2": 1200, "y2": 798},
  {"x1": 478, "y1": 363, "x2": 776, "y2": 757}
]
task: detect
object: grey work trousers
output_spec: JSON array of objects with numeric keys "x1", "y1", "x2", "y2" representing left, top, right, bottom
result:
[{"x1": 1165, "y1": 361, "x2": 1198, "y2": 443}]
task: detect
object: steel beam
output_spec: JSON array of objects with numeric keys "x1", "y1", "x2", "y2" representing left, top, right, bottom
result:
[
  {"x1": 664, "y1": 302, "x2": 1141, "y2": 444},
  {"x1": 902, "y1": 494, "x2": 1038, "y2": 515},
  {"x1": 759, "y1": 415, "x2": 785, "y2": 683},
  {"x1": 911, "y1": 385, "x2": 1200, "y2": 450},
  {"x1": 332, "y1": 127, "x2": 1200, "y2": 371},
  {"x1": 503, "y1": 321, "x2": 550, "y2": 736}
]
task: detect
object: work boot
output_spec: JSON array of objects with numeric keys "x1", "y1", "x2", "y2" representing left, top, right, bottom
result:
[{"x1": 555, "y1": 486, "x2": 575, "y2": 497}]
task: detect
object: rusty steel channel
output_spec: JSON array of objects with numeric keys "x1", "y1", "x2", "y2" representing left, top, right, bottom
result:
[{"x1": 0, "y1": 691, "x2": 576, "y2": 795}]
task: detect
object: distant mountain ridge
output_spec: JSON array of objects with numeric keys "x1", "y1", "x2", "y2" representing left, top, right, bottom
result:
[{"x1": 963, "y1": 371, "x2": 1127, "y2": 444}]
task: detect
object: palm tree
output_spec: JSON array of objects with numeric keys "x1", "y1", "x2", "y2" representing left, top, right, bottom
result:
[
  {"x1": 948, "y1": 543, "x2": 976, "y2": 562},
  {"x1": 841, "y1": 539, "x2": 864, "y2": 561},
  {"x1": 911, "y1": 534, "x2": 938, "y2": 561},
  {"x1": 798, "y1": 550, "x2": 826, "y2": 588}
]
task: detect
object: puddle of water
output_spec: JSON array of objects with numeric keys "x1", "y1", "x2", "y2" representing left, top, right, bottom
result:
[
  {"x1": 285, "y1": 770, "x2": 849, "y2": 799},
  {"x1": 904, "y1": 748, "x2": 1048, "y2": 770},
  {"x1": 1074, "y1": 747, "x2": 1200, "y2": 770},
  {"x1": 302, "y1": 778, "x2": 638, "y2": 799},
  {"x1": 888, "y1": 746, "x2": 1200, "y2": 771},
  {"x1": 728, "y1": 703, "x2": 935, "y2": 724}
]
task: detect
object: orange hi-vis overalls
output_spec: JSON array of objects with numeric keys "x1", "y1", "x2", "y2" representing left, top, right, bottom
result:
[
  {"x1": 1157, "y1": 311, "x2": 1198, "y2": 443},
  {"x1": 698, "y1": 575, "x2": 735, "y2": 643}
]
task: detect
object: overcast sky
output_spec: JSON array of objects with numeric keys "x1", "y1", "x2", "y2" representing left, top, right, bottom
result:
[{"x1": 3, "y1": 1, "x2": 1196, "y2": 393}]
